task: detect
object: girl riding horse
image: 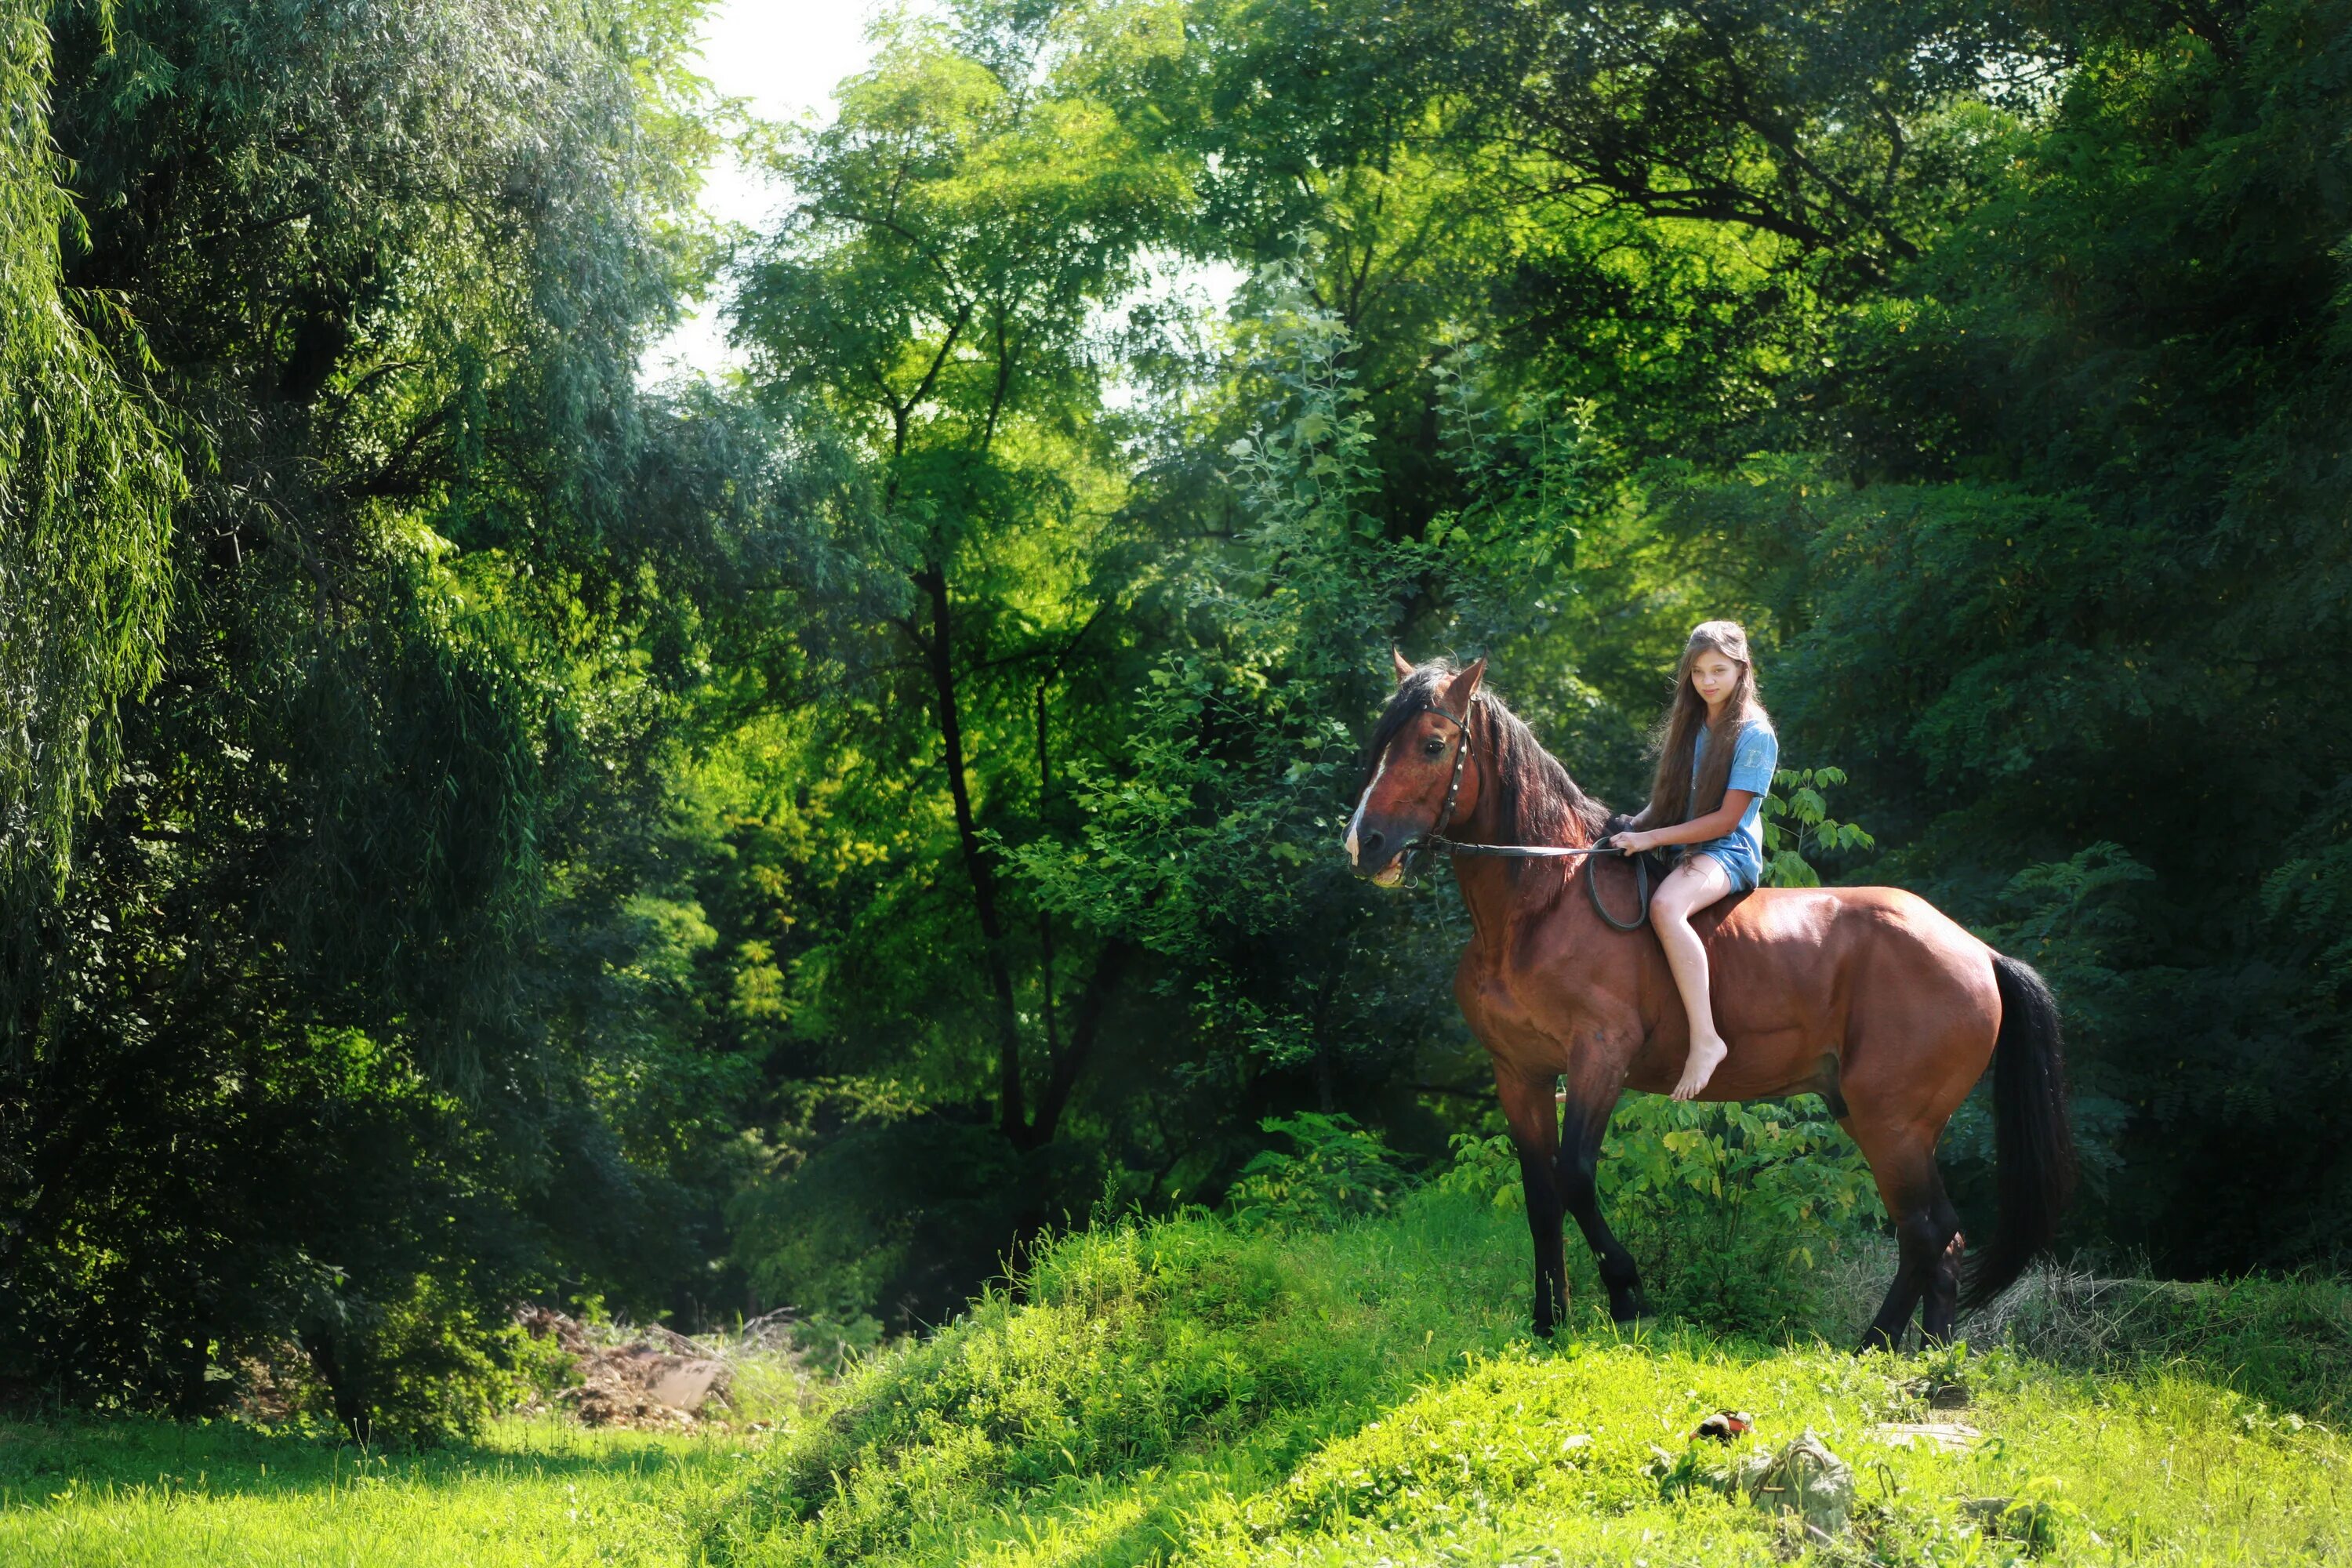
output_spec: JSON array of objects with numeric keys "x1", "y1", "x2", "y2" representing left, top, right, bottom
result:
[
  {"x1": 1608, "y1": 621, "x2": 1777, "y2": 1102},
  {"x1": 1345, "y1": 652, "x2": 2071, "y2": 1348}
]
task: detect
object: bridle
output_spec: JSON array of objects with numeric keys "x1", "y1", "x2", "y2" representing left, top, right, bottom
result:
[{"x1": 1395, "y1": 699, "x2": 1650, "y2": 931}]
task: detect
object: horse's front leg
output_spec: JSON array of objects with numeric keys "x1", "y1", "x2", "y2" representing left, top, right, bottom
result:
[
  {"x1": 1494, "y1": 1065, "x2": 1567, "y2": 1336},
  {"x1": 1557, "y1": 1041, "x2": 1646, "y2": 1323}
]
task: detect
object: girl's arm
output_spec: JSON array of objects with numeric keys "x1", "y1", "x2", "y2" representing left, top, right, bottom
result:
[{"x1": 1613, "y1": 790, "x2": 1756, "y2": 853}]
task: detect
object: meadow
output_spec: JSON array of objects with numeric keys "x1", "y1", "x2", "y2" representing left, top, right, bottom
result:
[
  {"x1": 11, "y1": 1185, "x2": 2350, "y2": 1567},
  {"x1": 0, "y1": 1414, "x2": 760, "y2": 1568}
]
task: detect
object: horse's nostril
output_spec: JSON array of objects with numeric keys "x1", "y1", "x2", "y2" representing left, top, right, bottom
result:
[{"x1": 1360, "y1": 829, "x2": 1385, "y2": 856}]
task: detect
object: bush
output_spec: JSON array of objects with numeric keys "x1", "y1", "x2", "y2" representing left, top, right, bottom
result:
[
  {"x1": 1438, "y1": 1094, "x2": 1885, "y2": 1335},
  {"x1": 1225, "y1": 1112, "x2": 1417, "y2": 1229},
  {"x1": 301, "y1": 1275, "x2": 548, "y2": 1447},
  {"x1": 1606, "y1": 1094, "x2": 1885, "y2": 1331}
]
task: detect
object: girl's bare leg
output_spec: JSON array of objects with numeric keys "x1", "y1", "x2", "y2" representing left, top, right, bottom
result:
[{"x1": 1648, "y1": 856, "x2": 1736, "y2": 1100}]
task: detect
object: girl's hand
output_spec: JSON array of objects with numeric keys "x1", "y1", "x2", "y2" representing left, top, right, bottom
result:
[{"x1": 1613, "y1": 829, "x2": 1654, "y2": 855}]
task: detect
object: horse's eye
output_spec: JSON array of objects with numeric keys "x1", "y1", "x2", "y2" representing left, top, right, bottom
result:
[{"x1": 1423, "y1": 736, "x2": 1446, "y2": 757}]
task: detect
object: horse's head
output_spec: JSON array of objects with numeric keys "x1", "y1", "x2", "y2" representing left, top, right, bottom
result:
[{"x1": 1344, "y1": 652, "x2": 1486, "y2": 886}]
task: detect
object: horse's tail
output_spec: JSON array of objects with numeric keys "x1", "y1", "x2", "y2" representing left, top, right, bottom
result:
[{"x1": 1963, "y1": 953, "x2": 2078, "y2": 1308}]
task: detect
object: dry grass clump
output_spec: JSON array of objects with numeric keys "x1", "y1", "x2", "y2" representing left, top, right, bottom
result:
[{"x1": 1966, "y1": 1261, "x2": 2352, "y2": 1418}]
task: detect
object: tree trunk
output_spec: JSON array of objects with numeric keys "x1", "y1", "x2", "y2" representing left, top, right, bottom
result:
[
  {"x1": 303, "y1": 1325, "x2": 374, "y2": 1446},
  {"x1": 913, "y1": 561, "x2": 1029, "y2": 1140},
  {"x1": 1036, "y1": 681, "x2": 1058, "y2": 1065},
  {"x1": 1023, "y1": 938, "x2": 1133, "y2": 1150}
]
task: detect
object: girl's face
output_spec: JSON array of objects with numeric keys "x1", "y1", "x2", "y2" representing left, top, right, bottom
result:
[{"x1": 1689, "y1": 649, "x2": 1742, "y2": 710}]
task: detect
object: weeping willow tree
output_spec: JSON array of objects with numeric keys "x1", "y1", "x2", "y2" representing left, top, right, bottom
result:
[
  {"x1": 0, "y1": 4, "x2": 179, "y2": 896},
  {"x1": 0, "y1": 0, "x2": 797, "y2": 1439}
]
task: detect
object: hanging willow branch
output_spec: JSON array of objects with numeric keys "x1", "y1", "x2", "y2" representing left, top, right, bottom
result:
[{"x1": 0, "y1": 8, "x2": 182, "y2": 895}]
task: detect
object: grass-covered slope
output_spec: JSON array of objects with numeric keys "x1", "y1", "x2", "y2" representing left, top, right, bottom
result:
[
  {"x1": 4, "y1": 1192, "x2": 2346, "y2": 1565},
  {"x1": 703, "y1": 1190, "x2": 2352, "y2": 1566}
]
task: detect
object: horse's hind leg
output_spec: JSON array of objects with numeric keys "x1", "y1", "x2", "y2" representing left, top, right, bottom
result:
[
  {"x1": 1918, "y1": 1185, "x2": 1965, "y2": 1347},
  {"x1": 1846, "y1": 1118, "x2": 1964, "y2": 1353}
]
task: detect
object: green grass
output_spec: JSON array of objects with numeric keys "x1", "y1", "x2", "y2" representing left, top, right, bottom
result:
[
  {"x1": 8, "y1": 1191, "x2": 2352, "y2": 1566},
  {"x1": 702, "y1": 1191, "x2": 2352, "y2": 1567},
  {"x1": 0, "y1": 1414, "x2": 760, "y2": 1566}
]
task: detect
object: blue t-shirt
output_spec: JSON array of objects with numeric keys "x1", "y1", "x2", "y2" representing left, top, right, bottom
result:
[{"x1": 1690, "y1": 720, "x2": 1779, "y2": 859}]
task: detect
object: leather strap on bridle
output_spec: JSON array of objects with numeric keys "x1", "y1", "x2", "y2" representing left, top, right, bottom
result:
[{"x1": 1401, "y1": 700, "x2": 1650, "y2": 931}]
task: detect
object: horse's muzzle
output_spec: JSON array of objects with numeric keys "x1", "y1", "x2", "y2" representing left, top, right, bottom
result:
[{"x1": 1345, "y1": 826, "x2": 1407, "y2": 886}]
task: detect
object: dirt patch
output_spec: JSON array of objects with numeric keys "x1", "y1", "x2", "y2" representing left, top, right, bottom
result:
[
  {"x1": 516, "y1": 1306, "x2": 818, "y2": 1430},
  {"x1": 517, "y1": 1306, "x2": 738, "y2": 1430}
]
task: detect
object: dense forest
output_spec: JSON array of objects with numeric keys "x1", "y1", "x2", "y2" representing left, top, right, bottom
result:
[{"x1": 2, "y1": 0, "x2": 2347, "y2": 1439}]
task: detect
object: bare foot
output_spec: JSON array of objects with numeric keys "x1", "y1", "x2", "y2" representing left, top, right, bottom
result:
[{"x1": 1671, "y1": 1035, "x2": 1728, "y2": 1101}]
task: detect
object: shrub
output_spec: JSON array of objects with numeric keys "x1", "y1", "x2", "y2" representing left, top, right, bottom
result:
[
  {"x1": 1602, "y1": 1094, "x2": 1884, "y2": 1332},
  {"x1": 301, "y1": 1275, "x2": 548, "y2": 1446},
  {"x1": 1225, "y1": 1112, "x2": 1417, "y2": 1229},
  {"x1": 1437, "y1": 1094, "x2": 1885, "y2": 1336}
]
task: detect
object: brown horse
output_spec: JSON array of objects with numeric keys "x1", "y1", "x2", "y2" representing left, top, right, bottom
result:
[{"x1": 1345, "y1": 655, "x2": 2073, "y2": 1348}]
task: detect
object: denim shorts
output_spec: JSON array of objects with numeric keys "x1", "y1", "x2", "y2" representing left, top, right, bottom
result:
[{"x1": 1685, "y1": 833, "x2": 1764, "y2": 894}]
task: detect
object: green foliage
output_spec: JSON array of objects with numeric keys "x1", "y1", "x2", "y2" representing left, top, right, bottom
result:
[
  {"x1": 1226, "y1": 1113, "x2": 1415, "y2": 1229},
  {"x1": 1734, "y1": 0, "x2": 2352, "y2": 1268},
  {"x1": 2263, "y1": 782, "x2": 2352, "y2": 993},
  {"x1": 1439, "y1": 1098, "x2": 1885, "y2": 1335},
  {"x1": 1762, "y1": 767, "x2": 1875, "y2": 888},
  {"x1": 0, "y1": 0, "x2": 783, "y2": 1444},
  {"x1": 305, "y1": 1277, "x2": 548, "y2": 1449},
  {"x1": 0, "y1": 5, "x2": 180, "y2": 891},
  {"x1": 1008, "y1": 260, "x2": 1418, "y2": 955},
  {"x1": 1427, "y1": 352, "x2": 1613, "y2": 640},
  {"x1": 1602, "y1": 1097, "x2": 1886, "y2": 1333}
]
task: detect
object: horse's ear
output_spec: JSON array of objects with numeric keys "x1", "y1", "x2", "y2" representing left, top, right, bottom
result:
[
  {"x1": 1391, "y1": 647, "x2": 1414, "y2": 684},
  {"x1": 1442, "y1": 656, "x2": 1486, "y2": 712}
]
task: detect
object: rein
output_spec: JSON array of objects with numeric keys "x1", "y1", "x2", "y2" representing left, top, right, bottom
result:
[{"x1": 1402, "y1": 701, "x2": 1650, "y2": 932}]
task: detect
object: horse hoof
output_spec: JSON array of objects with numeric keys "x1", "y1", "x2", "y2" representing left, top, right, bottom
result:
[{"x1": 1609, "y1": 1292, "x2": 1650, "y2": 1324}]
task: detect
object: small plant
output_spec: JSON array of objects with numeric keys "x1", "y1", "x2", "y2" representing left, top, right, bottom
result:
[
  {"x1": 1602, "y1": 1095, "x2": 1885, "y2": 1333},
  {"x1": 299, "y1": 1275, "x2": 550, "y2": 1446},
  {"x1": 1435, "y1": 1131, "x2": 1526, "y2": 1212},
  {"x1": 1430, "y1": 1099, "x2": 1884, "y2": 1336},
  {"x1": 1762, "y1": 766, "x2": 1875, "y2": 887},
  {"x1": 1227, "y1": 1113, "x2": 1417, "y2": 1229}
]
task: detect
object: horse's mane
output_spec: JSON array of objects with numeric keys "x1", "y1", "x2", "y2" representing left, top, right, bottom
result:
[{"x1": 1363, "y1": 662, "x2": 1611, "y2": 848}]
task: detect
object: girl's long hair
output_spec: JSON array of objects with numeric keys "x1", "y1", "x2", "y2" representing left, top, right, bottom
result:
[{"x1": 1635, "y1": 621, "x2": 1773, "y2": 829}]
